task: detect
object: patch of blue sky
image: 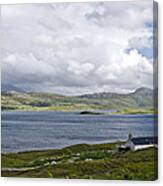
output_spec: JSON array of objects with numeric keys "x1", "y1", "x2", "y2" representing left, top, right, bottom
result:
[
  {"x1": 138, "y1": 47, "x2": 153, "y2": 59},
  {"x1": 145, "y1": 21, "x2": 153, "y2": 28},
  {"x1": 125, "y1": 47, "x2": 153, "y2": 60},
  {"x1": 145, "y1": 21, "x2": 153, "y2": 32}
]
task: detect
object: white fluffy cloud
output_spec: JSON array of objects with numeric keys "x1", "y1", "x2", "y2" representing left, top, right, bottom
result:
[{"x1": 1, "y1": 1, "x2": 154, "y2": 95}]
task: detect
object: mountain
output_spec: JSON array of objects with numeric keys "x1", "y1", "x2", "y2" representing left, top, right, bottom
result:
[
  {"x1": 129, "y1": 87, "x2": 153, "y2": 107},
  {"x1": 1, "y1": 84, "x2": 26, "y2": 93},
  {"x1": 78, "y1": 87, "x2": 153, "y2": 99},
  {"x1": 79, "y1": 87, "x2": 154, "y2": 109},
  {"x1": 78, "y1": 87, "x2": 154, "y2": 108}
]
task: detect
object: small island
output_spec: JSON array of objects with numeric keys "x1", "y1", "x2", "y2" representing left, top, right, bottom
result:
[{"x1": 79, "y1": 111, "x2": 102, "y2": 115}]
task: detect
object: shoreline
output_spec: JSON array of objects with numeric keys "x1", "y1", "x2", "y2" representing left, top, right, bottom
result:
[
  {"x1": 1, "y1": 109, "x2": 156, "y2": 115},
  {"x1": 2, "y1": 141, "x2": 123, "y2": 155}
]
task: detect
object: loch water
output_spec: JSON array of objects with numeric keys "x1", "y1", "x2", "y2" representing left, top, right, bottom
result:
[{"x1": 1, "y1": 111, "x2": 157, "y2": 153}]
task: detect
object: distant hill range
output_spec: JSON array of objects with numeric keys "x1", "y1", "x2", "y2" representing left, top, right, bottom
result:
[
  {"x1": 1, "y1": 85, "x2": 157, "y2": 113},
  {"x1": 78, "y1": 87, "x2": 156, "y2": 108},
  {"x1": 1, "y1": 84, "x2": 26, "y2": 93}
]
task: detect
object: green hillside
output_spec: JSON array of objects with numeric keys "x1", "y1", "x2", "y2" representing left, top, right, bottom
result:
[
  {"x1": 1, "y1": 143, "x2": 158, "y2": 180},
  {"x1": 1, "y1": 87, "x2": 156, "y2": 114}
]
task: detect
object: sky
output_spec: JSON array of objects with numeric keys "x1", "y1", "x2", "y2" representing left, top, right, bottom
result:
[{"x1": 1, "y1": 1, "x2": 155, "y2": 95}]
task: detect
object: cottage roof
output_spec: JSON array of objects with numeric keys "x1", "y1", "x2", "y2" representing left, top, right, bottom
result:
[{"x1": 131, "y1": 136, "x2": 158, "y2": 145}]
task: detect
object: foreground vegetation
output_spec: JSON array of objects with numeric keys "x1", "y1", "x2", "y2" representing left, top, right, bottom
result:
[{"x1": 1, "y1": 143, "x2": 158, "y2": 180}]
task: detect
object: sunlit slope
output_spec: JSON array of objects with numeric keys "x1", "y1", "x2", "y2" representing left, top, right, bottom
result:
[{"x1": 1, "y1": 87, "x2": 156, "y2": 113}]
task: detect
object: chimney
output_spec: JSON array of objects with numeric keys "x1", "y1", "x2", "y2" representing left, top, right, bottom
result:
[{"x1": 128, "y1": 133, "x2": 133, "y2": 140}]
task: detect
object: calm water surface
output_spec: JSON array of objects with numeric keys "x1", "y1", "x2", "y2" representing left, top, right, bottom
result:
[{"x1": 1, "y1": 111, "x2": 157, "y2": 153}]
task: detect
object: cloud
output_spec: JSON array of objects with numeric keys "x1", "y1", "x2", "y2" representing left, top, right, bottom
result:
[
  {"x1": 35, "y1": 35, "x2": 54, "y2": 46},
  {"x1": 67, "y1": 60, "x2": 95, "y2": 76},
  {"x1": 2, "y1": 54, "x2": 16, "y2": 65},
  {"x1": 1, "y1": 1, "x2": 154, "y2": 95},
  {"x1": 128, "y1": 36, "x2": 153, "y2": 49}
]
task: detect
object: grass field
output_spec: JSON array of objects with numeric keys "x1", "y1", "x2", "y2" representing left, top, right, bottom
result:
[{"x1": 1, "y1": 142, "x2": 158, "y2": 180}]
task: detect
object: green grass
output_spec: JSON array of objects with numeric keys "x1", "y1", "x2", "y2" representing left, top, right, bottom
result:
[
  {"x1": 1, "y1": 143, "x2": 158, "y2": 180},
  {"x1": 114, "y1": 108, "x2": 155, "y2": 115}
]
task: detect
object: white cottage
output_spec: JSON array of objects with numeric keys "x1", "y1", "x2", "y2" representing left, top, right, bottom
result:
[{"x1": 124, "y1": 134, "x2": 158, "y2": 151}]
